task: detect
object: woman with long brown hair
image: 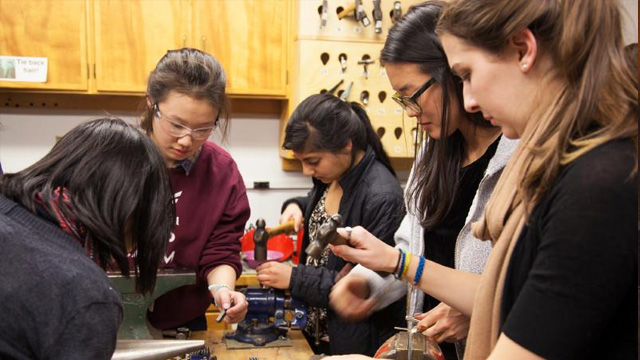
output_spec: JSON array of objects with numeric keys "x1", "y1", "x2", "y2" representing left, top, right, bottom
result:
[
  {"x1": 327, "y1": 0, "x2": 637, "y2": 359},
  {"x1": 330, "y1": 3, "x2": 516, "y2": 359}
]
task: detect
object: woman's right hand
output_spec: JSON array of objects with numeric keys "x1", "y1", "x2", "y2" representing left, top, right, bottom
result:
[
  {"x1": 280, "y1": 203, "x2": 304, "y2": 232},
  {"x1": 331, "y1": 226, "x2": 398, "y2": 273},
  {"x1": 330, "y1": 274, "x2": 377, "y2": 321}
]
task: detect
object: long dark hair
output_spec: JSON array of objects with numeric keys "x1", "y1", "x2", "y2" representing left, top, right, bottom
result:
[
  {"x1": 141, "y1": 48, "x2": 230, "y2": 140},
  {"x1": 283, "y1": 93, "x2": 395, "y2": 176},
  {"x1": 381, "y1": 1, "x2": 493, "y2": 229},
  {"x1": 0, "y1": 118, "x2": 175, "y2": 294}
]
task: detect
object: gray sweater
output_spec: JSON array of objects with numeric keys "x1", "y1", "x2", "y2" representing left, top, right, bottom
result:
[
  {"x1": 0, "y1": 195, "x2": 123, "y2": 360},
  {"x1": 348, "y1": 137, "x2": 518, "y2": 315}
]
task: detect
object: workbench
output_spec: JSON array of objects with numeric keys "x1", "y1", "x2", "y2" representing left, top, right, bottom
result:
[{"x1": 191, "y1": 328, "x2": 315, "y2": 360}]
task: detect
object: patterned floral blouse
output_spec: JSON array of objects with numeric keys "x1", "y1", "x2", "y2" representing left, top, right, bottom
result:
[{"x1": 303, "y1": 188, "x2": 332, "y2": 343}]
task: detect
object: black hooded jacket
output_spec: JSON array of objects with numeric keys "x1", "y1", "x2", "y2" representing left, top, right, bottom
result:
[{"x1": 282, "y1": 147, "x2": 406, "y2": 356}]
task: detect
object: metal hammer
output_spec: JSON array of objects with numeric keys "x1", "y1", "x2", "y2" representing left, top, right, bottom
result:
[
  {"x1": 253, "y1": 218, "x2": 297, "y2": 261},
  {"x1": 305, "y1": 214, "x2": 349, "y2": 259},
  {"x1": 306, "y1": 214, "x2": 389, "y2": 277}
]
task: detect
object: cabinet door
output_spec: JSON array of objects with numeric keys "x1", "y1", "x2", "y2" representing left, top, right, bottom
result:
[
  {"x1": 194, "y1": 0, "x2": 289, "y2": 97},
  {"x1": 93, "y1": 0, "x2": 190, "y2": 93},
  {"x1": 0, "y1": 0, "x2": 88, "y2": 91}
]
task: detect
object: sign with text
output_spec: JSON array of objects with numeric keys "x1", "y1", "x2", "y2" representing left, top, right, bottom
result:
[{"x1": 0, "y1": 56, "x2": 48, "y2": 82}]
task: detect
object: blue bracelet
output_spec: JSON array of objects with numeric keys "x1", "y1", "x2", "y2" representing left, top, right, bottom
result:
[
  {"x1": 412, "y1": 256, "x2": 426, "y2": 285},
  {"x1": 395, "y1": 250, "x2": 406, "y2": 279}
]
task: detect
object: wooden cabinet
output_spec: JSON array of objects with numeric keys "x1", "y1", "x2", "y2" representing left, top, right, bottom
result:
[
  {"x1": 1, "y1": 0, "x2": 290, "y2": 97},
  {"x1": 194, "y1": 0, "x2": 289, "y2": 97},
  {"x1": 93, "y1": 0, "x2": 191, "y2": 93},
  {"x1": 0, "y1": 0, "x2": 88, "y2": 91}
]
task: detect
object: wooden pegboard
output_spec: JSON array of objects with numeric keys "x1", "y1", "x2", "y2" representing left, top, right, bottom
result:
[{"x1": 281, "y1": 0, "x2": 423, "y2": 167}]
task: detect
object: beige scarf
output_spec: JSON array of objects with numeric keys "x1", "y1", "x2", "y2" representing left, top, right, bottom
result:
[{"x1": 464, "y1": 93, "x2": 564, "y2": 360}]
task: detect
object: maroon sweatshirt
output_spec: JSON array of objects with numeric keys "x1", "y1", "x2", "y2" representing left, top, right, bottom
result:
[{"x1": 147, "y1": 141, "x2": 250, "y2": 329}]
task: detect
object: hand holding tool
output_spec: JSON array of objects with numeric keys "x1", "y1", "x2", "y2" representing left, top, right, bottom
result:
[{"x1": 216, "y1": 299, "x2": 235, "y2": 323}]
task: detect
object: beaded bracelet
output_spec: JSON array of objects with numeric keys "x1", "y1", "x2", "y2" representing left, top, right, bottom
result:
[{"x1": 412, "y1": 255, "x2": 426, "y2": 286}]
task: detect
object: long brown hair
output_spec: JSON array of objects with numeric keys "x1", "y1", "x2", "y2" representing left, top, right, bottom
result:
[
  {"x1": 439, "y1": 0, "x2": 638, "y2": 210},
  {"x1": 141, "y1": 48, "x2": 231, "y2": 140},
  {"x1": 381, "y1": 1, "x2": 494, "y2": 229}
]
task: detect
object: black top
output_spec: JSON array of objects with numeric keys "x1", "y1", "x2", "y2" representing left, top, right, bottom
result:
[
  {"x1": 282, "y1": 147, "x2": 407, "y2": 356},
  {"x1": 502, "y1": 139, "x2": 637, "y2": 360},
  {"x1": 422, "y1": 137, "x2": 499, "y2": 360},
  {"x1": 422, "y1": 137, "x2": 500, "y2": 312},
  {"x1": 0, "y1": 195, "x2": 123, "y2": 360}
]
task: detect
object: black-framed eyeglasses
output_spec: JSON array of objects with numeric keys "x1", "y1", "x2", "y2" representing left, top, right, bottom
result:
[
  {"x1": 153, "y1": 102, "x2": 218, "y2": 140},
  {"x1": 391, "y1": 77, "x2": 437, "y2": 114}
]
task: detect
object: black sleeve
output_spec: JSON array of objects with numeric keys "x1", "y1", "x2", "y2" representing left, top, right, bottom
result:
[
  {"x1": 359, "y1": 193, "x2": 406, "y2": 246},
  {"x1": 288, "y1": 192, "x2": 405, "y2": 307},
  {"x1": 48, "y1": 302, "x2": 122, "y2": 360},
  {"x1": 503, "y1": 143, "x2": 638, "y2": 360},
  {"x1": 281, "y1": 193, "x2": 311, "y2": 214},
  {"x1": 289, "y1": 264, "x2": 340, "y2": 307}
]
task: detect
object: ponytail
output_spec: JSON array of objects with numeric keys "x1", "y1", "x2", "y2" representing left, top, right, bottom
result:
[{"x1": 349, "y1": 102, "x2": 395, "y2": 176}]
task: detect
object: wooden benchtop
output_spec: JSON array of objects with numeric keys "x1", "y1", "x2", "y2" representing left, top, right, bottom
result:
[{"x1": 191, "y1": 329, "x2": 314, "y2": 360}]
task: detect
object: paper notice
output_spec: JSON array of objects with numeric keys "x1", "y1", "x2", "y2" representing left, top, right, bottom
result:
[{"x1": 0, "y1": 56, "x2": 48, "y2": 82}]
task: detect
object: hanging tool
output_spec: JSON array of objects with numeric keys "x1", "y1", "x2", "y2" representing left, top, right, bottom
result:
[
  {"x1": 328, "y1": 79, "x2": 344, "y2": 95},
  {"x1": 355, "y1": 0, "x2": 371, "y2": 27},
  {"x1": 392, "y1": 1, "x2": 402, "y2": 22},
  {"x1": 319, "y1": 0, "x2": 329, "y2": 28},
  {"x1": 339, "y1": 81, "x2": 354, "y2": 102},
  {"x1": 360, "y1": 90, "x2": 370, "y2": 105},
  {"x1": 372, "y1": 0, "x2": 383, "y2": 33},
  {"x1": 339, "y1": 53, "x2": 348, "y2": 73},
  {"x1": 337, "y1": 3, "x2": 356, "y2": 19},
  {"x1": 358, "y1": 57, "x2": 376, "y2": 79}
]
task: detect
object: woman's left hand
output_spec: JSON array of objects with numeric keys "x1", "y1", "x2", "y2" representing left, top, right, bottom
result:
[
  {"x1": 256, "y1": 261, "x2": 293, "y2": 289},
  {"x1": 414, "y1": 302, "x2": 470, "y2": 343},
  {"x1": 212, "y1": 287, "x2": 248, "y2": 324}
]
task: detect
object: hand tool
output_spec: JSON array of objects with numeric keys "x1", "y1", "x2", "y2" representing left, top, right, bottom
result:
[
  {"x1": 358, "y1": 57, "x2": 376, "y2": 79},
  {"x1": 372, "y1": 0, "x2": 383, "y2": 33},
  {"x1": 216, "y1": 299, "x2": 234, "y2": 323},
  {"x1": 339, "y1": 81, "x2": 354, "y2": 102},
  {"x1": 253, "y1": 219, "x2": 296, "y2": 262},
  {"x1": 339, "y1": 53, "x2": 348, "y2": 73},
  {"x1": 319, "y1": 0, "x2": 329, "y2": 28},
  {"x1": 392, "y1": 1, "x2": 402, "y2": 22},
  {"x1": 355, "y1": 0, "x2": 371, "y2": 26},
  {"x1": 328, "y1": 79, "x2": 344, "y2": 95}
]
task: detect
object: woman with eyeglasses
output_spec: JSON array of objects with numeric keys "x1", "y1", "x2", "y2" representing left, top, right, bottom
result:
[
  {"x1": 140, "y1": 48, "x2": 250, "y2": 334},
  {"x1": 329, "y1": 3, "x2": 517, "y2": 359},
  {"x1": 328, "y1": 0, "x2": 637, "y2": 359}
]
